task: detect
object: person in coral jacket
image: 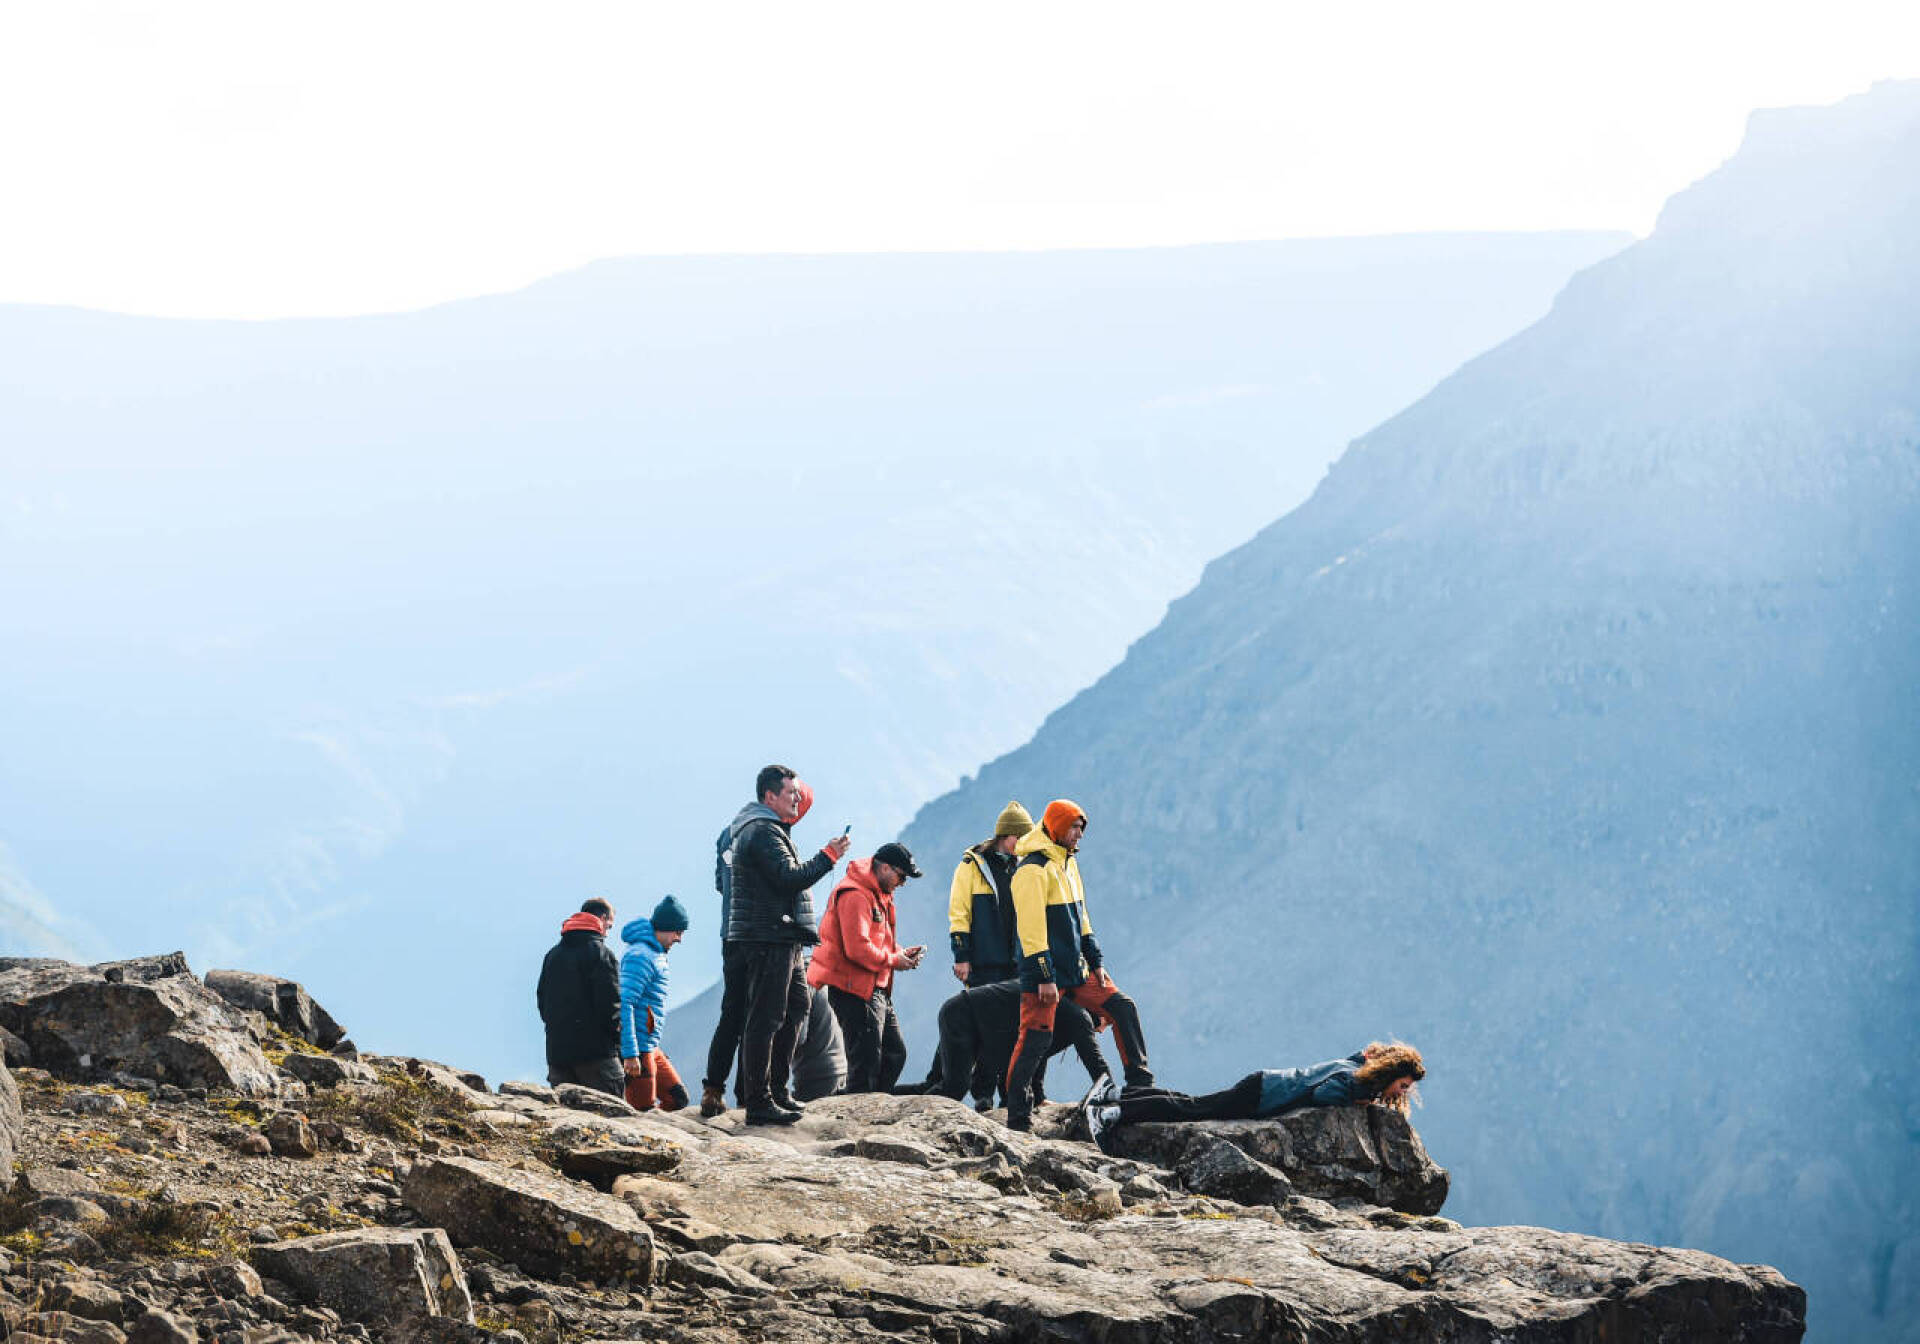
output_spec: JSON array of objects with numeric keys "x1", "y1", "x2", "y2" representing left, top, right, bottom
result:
[{"x1": 807, "y1": 842, "x2": 925, "y2": 1092}]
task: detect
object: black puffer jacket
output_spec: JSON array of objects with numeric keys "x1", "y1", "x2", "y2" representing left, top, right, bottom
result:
[
  {"x1": 725, "y1": 805, "x2": 833, "y2": 945},
  {"x1": 536, "y1": 918, "x2": 620, "y2": 1065}
]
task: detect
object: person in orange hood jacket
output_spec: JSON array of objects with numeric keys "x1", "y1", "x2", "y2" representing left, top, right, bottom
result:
[{"x1": 808, "y1": 842, "x2": 925, "y2": 1092}]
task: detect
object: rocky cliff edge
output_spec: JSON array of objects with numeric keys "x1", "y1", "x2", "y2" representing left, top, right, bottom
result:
[{"x1": 0, "y1": 954, "x2": 1804, "y2": 1342}]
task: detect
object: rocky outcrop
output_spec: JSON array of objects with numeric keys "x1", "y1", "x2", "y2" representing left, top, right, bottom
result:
[
  {"x1": 276, "y1": 1053, "x2": 374, "y2": 1090},
  {"x1": 0, "y1": 954, "x2": 278, "y2": 1095},
  {"x1": 0, "y1": 959, "x2": 1805, "y2": 1342},
  {"x1": 253, "y1": 1227, "x2": 473, "y2": 1330},
  {"x1": 203, "y1": 969, "x2": 346, "y2": 1050},
  {"x1": 402, "y1": 1153, "x2": 656, "y2": 1286},
  {"x1": 1108, "y1": 1102, "x2": 1450, "y2": 1213}
]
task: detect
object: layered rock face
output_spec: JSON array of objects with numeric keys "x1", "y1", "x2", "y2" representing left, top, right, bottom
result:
[
  {"x1": 899, "y1": 80, "x2": 1920, "y2": 1343},
  {"x1": 0, "y1": 954, "x2": 1802, "y2": 1342}
]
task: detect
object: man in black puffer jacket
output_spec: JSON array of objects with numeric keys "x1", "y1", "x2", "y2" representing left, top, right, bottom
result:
[
  {"x1": 725, "y1": 763, "x2": 848, "y2": 1125},
  {"x1": 536, "y1": 898, "x2": 623, "y2": 1094}
]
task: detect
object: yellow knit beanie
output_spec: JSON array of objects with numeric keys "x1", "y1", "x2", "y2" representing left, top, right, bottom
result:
[{"x1": 993, "y1": 801, "x2": 1034, "y2": 839}]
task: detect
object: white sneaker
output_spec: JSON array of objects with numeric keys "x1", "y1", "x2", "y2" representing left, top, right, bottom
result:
[
  {"x1": 1092, "y1": 1072, "x2": 1121, "y2": 1107},
  {"x1": 1084, "y1": 1100, "x2": 1118, "y2": 1154}
]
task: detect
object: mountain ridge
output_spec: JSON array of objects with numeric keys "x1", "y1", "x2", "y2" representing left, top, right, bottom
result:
[{"x1": 895, "y1": 79, "x2": 1920, "y2": 1344}]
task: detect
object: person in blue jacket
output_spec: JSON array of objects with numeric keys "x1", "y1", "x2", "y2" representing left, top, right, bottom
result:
[
  {"x1": 619, "y1": 895, "x2": 692, "y2": 1111},
  {"x1": 1082, "y1": 1043, "x2": 1424, "y2": 1152}
]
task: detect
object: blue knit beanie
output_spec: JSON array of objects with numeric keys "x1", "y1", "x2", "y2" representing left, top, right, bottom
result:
[{"x1": 651, "y1": 894, "x2": 690, "y2": 933}]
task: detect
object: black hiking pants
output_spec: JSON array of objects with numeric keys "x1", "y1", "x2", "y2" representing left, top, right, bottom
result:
[
  {"x1": 829, "y1": 985, "x2": 908, "y2": 1093},
  {"x1": 919, "y1": 981, "x2": 1106, "y2": 1110},
  {"x1": 962, "y1": 962, "x2": 1018, "y2": 1104},
  {"x1": 736, "y1": 942, "x2": 811, "y2": 1110},
  {"x1": 703, "y1": 939, "x2": 750, "y2": 1096},
  {"x1": 1115, "y1": 1072, "x2": 1263, "y2": 1126},
  {"x1": 546, "y1": 1056, "x2": 625, "y2": 1096}
]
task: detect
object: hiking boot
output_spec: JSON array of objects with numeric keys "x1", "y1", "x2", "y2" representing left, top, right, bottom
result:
[
  {"x1": 770, "y1": 1089, "x2": 805, "y2": 1114},
  {"x1": 1084, "y1": 1102, "x2": 1118, "y2": 1155},
  {"x1": 1087, "y1": 1071, "x2": 1120, "y2": 1107},
  {"x1": 699, "y1": 1084, "x2": 727, "y2": 1119},
  {"x1": 973, "y1": 1096, "x2": 996, "y2": 1114},
  {"x1": 744, "y1": 1105, "x2": 800, "y2": 1126},
  {"x1": 1005, "y1": 1113, "x2": 1032, "y2": 1133}
]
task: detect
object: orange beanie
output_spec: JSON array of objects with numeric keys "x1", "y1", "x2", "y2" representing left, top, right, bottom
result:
[
  {"x1": 1042, "y1": 799, "x2": 1087, "y2": 844},
  {"x1": 794, "y1": 779, "x2": 814, "y2": 824}
]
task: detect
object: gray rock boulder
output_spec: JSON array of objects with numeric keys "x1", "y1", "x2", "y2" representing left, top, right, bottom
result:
[
  {"x1": 0, "y1": 955, "x2": 277, "y2": 1095},
  {"x1": 402, "y1": 1154, "x2": 655, "y2": 1286},
  {"x1": 275, "y1": 1052, "x2": 374, "y2": 1089},
  {"x1": 203, "y1": 970, "x2": 345, "y2": 1050},
  {"x1": 550, "y1": 1083, "x2": 634, "y2": 1118},
  {"x1": 1108, "y1": 1103, "x2": 1449, "y2": 1213},
  {"x1": 554, "y1": 1142, "x2": 683, "y2": 1183},
  {"x1": 1175, "y1": 1135, "x2": 1295, "y2": 1206},
  {"x1": 252, "y1": 1227, "x2": 473, "y2": 1331}
]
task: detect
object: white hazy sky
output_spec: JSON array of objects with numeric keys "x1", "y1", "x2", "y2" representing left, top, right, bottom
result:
[{"x1": 2, "y1": 1, "x2": 1916, "y2": 318}]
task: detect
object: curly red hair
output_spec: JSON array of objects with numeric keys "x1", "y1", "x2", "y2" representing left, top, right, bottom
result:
[{"x1": 1354, "y1": 1042, "x2": 1425, "y2": 1112}]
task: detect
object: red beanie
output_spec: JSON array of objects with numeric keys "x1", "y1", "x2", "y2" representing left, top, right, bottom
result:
[
  {"x1": 794, "y1": 779, "x2": 814, "y2": 824},
  {"x1": 1042, "y1": 800, "x2": 1087, "y2": 844}
]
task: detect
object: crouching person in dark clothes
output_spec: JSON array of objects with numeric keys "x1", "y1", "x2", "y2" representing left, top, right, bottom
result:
[
  {"x1": 808, "y1": 842, "x2": 925, "y2": 1092},
  {"x1": 1003, "y1": 800, "x2": 1155, "y2": 1131},
  {"x1": 789, "y1": 983, "x2": 848, "y2": 1102},
  {"x1": 1081, "y1": 1044, "x2": 1425, "y2": 1152},
  {"x1": 728, "y1": 763, "x2": 849, "y2": 1125},
  {"x1": 619, "y1": 896, "x2": 692, "y2": 1112},
  {"x1": 537, "y1": 898, "x2": 623, "y2": 1094},
  {"x1": 900, "y1": 979, "x2": 1110, "y2": 1114}
]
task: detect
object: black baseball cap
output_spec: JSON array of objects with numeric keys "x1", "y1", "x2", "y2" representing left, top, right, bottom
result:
[{"x1": 873, "y1": 842, "x2": 922, "y2": 879}]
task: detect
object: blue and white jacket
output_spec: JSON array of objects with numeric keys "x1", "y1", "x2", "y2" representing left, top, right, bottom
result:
[
  {"x1": 618, "y1": 916, "x2": 671, "y2": 1059},
  {"x1": 1255, "y1": 1051, "x2": 1370, "y2": 1116}
]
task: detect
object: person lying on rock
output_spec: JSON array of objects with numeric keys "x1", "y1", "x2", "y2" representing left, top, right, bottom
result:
[
  {"x1": 1003, "y1": 800, "x2": 1155, "y2": 1132},
  {"x1": 537, "y1": 898, "x2": 624, "y2": 1095},
  {"x1": 893, "y1": 978, "x2": 1111, "y2": 1117},
  {"x1": 1081, "y1": 1043, "x2": 1425, "y2": 1153},
  {"x1": 619, "y1": 895, "x2": 693, "y2": 1112}
]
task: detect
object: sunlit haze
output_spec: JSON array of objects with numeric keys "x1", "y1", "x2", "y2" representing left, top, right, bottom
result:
[{"x1": 3, "y1": 0, "x2": 1916, "y2": 317}]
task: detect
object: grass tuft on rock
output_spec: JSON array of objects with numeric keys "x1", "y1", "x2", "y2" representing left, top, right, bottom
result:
[{"x1": 304, "y1": 1068, "x2": 477, "y2": 1144}]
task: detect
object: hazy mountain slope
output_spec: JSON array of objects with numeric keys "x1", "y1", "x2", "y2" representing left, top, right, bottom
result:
[
  {"x1": 0, "y1": 233, "x2": 1623, "y2": 1081},
  {"x1": 899, "y1": 82, "x2": 1920, "y2": 1344}
]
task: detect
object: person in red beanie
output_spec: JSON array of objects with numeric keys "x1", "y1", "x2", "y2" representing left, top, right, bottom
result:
[{"x1": 1001, "y1": 800, "x2": 1155, "y2": 1131}]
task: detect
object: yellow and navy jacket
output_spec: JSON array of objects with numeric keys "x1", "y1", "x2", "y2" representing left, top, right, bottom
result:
[
  {"x1": 947, "y1": 845, "x2": 1018, "y2": 971},
  {"x1": 1010, "y1": 826, "x2": 1104, "y2": 992}
]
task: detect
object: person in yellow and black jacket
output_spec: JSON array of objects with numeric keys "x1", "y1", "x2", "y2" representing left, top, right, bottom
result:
[
  {"x1": 947, "y1": 800, "x2": 1031, "y2": 988},
  {"x1": 1001, "y1": 799, "x2": 1155, "y2": 1131},
  {"x1": 946, "y1": 800, "x2": 1034, "y2": 1110}
]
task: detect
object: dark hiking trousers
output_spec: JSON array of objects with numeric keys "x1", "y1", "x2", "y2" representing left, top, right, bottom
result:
[
  {"x1": 1005, "y1": 978, "x2": 1153, "y2": 1128},
  {"x1": 736, "y1": 942, "x2": 811, "y2": 1110},
  {"x1": 963, "y1": 962, "x2": 1018, "y2": 1105},
  {"x1": 829, "y1": 985, "x2": 909, "y2": 1093},
  {"x1": 1116, "y1": 1072, "x2": 1263, "y2": 1125},
  {"x1": 547, "y1": 1057, "x2": 625, "y2": 1096},
  {"x1": 704, "y1": 940, "x2": 750, "y2": 1096},
  {"x1": 915, "y1": 984, "x2": 1106, "y2": 1109}
]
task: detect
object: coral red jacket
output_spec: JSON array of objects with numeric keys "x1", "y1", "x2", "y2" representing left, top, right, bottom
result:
[{"x1": 806, "y1": 858, "x2": 902, "y2": 1000}]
